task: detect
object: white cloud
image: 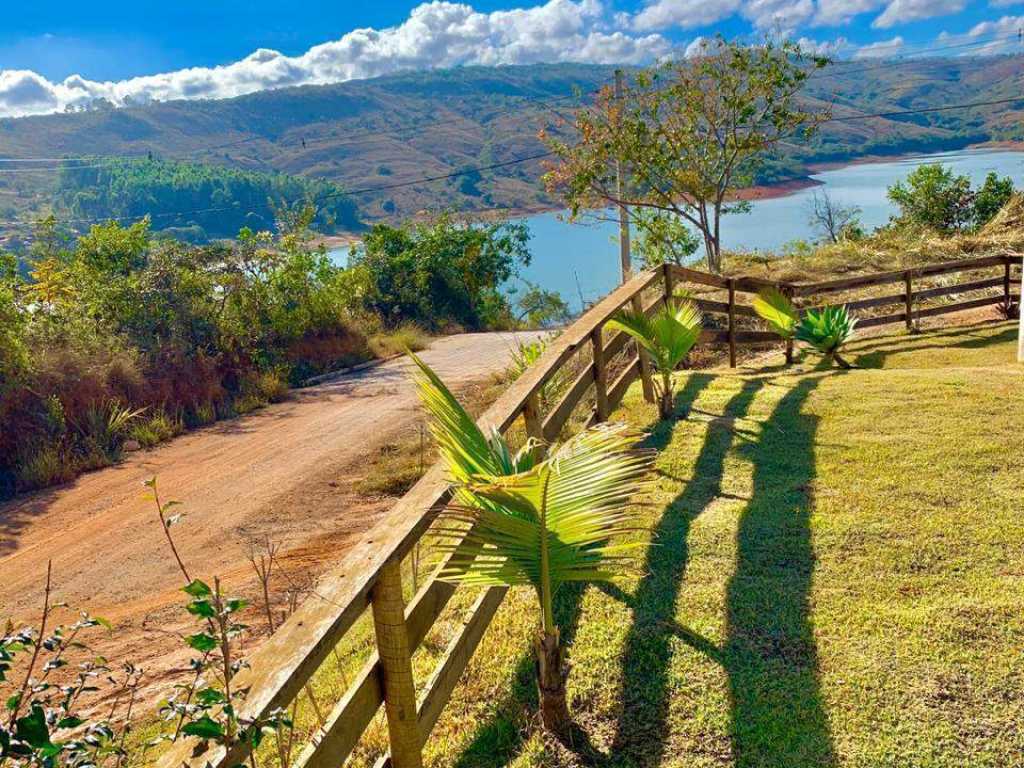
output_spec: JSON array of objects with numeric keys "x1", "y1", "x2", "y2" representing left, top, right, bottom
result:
[
  {"x1": 853, "y1": 35, "x2": 904, "y2": 57},
  {"x1": 813, "y1": 0, "x2": 885, "y2": 26},
  {"x1": 741, "y1": 0, "x2": 817, "y2": 32},
  {"x1": 631, "y1": 0, "x2": 741, "y2": 32},
  {"x1": 0, "y1": 0, "x2": 673, "y2": 118},
  {"x1": 936, "y1": 14, "x2": 1024, "y2": 55},
  {"x1": 873, "y1": 0, "x2": 965, "y2": 29},
  {"x1": 990, "y1": 0, "x2": 1024, "y2": 7},
  {"x1": 796, "y1": 35, "x2": 853, "y2": 57}
]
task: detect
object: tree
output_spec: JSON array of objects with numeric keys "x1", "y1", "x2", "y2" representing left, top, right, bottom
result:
[
  {"x1": 887, "y1": 164, "x2": 974, "y2": 233},
  {"x1": 806, "y1": 189, "x2": 862, "y2": 244},
  {"x1": 514, "y1": 282, "x2": 570, "y2": 328},
  {"x1": 350, "y1": 214, "x2": 531, "y2": 330},
  {"x1": 606, "y1": 298, "x2": 704, "y2": 418},
  {"x1": 544, "y1": 37, "x2": 829, "y2": 273},
  {"x1": 972, "y1": 171, "x2": 1014, "y2": 229},
  {"x1": 632, "y1": 209, "x2": 701, "y2": 268}
]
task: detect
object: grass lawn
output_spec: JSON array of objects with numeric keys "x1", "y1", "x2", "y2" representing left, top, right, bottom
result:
[{"x1": 349, "y1": 320, "x2": 1024, "y2": 768}]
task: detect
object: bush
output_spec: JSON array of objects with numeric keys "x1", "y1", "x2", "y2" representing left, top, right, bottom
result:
[{"x1": 129, "y1": 410, "x2": 184, "y2": 447}]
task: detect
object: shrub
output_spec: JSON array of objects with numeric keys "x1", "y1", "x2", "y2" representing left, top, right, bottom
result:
[{"x1": 130, "y1": 410, "x2": 184, "y2": 447}]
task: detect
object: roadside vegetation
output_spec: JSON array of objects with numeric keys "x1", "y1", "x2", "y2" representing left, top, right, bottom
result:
[{"x1": 0, "y1": 209, "x2": 554, "y2": 498}]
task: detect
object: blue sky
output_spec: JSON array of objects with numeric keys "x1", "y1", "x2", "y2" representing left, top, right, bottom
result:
[{"x1": 1, "y1": 1, "x2": 1021, "y2": 117}]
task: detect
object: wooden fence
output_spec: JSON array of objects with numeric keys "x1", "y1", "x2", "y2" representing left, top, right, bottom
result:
[{"x1": 157, "y1": 253, "x2": 1021, "y2": 768}]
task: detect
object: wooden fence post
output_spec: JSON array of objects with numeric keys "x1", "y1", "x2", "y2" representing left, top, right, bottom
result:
[
  {"x1": 663, "y1": 262, "x2": 675, "y2": 300},
  {"x1": 727, "y1": 278, "x2": 737, "y2": 368},
  {"x1": 631, "y1": 293, "x2": 657, "y2": 404},
  {"x1": 904, "y1": 271, "x2": 915, "y2": 332},
  {"x1": 592, "y1": 327, "x2": 610, "y2": 423},
  {"x1": 1004, "y1": 257, "x2": 1012, "y2": 308},
  {"x1": 783, "y1": 286, "x2": 795, "y2": 366},
  {"x1": 371, "y1": 562, "x2": 423, "y2": 768}
]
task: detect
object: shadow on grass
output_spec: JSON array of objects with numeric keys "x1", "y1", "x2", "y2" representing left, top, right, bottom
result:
[
  {"x1": 852, "y1": 321, "x2": 1016, "y2": 368},
  {"x1": 724, "y1": 375, "x2": 835, "y2": 767},
  {"x1": 449, "y1": 372, "x2": 715, "y2": 768},
  {"x1": 607, "y1": 374, "x2": 763, "y2": 766}
]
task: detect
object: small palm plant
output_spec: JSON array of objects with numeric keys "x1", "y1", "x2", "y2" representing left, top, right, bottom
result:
[
  {"x1": 411, "y1": 354, "x2": 652, "y2": 735},
  {"x1": 605, "y1": 298, "x2": 703, "y2": 419},
  {"x1": 753, "y1": 288, "x2": 857, "y2": 369}
]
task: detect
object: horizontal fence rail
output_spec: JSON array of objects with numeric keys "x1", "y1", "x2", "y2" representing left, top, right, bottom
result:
[{"x1": 157, "y1": 252, "x2": 1022, "y2": 768}]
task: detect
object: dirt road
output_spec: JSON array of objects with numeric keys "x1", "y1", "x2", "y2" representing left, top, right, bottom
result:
[{"x1": 0, "y1": 331, "x2": 539, "y2": 696}]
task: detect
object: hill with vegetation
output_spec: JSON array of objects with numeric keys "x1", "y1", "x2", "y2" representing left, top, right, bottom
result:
[
  {"x1": 1, "y1": 57, "x2": 1023, "y2": 231},
  {"x1": 54, "y1": 157, "x2": 360, "y2": 241}
]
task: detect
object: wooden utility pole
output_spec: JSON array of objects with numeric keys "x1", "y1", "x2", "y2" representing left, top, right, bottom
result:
[{"x1": 614, "y1": 69, "x2": 656, "y2": 403}]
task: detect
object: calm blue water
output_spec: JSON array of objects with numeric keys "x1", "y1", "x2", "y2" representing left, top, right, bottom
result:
[{"x1": 332, "y1": 148, "x2": 1024, "y2": 311}]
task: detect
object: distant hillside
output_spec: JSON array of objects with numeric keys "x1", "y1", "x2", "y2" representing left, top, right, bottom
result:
[
  {"x1": 54, "y1": 157, "x2": 359, "y2": 241},
  {"x1": 1, "y1": 58, "x2": 1023, "y2": 231}
]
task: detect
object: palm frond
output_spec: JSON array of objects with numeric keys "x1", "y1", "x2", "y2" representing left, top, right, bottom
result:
[
  {"x1": 439, "y1": 423, "x2": 653, "y2": 593},
  {"x1": 606, "y1": 299, "x2": 702, "y2": 373},
  {"x1": 753, "y1": 288, "x2": 798, "y2": 340}
]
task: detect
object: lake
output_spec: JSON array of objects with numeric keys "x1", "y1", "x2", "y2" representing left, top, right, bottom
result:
[{"x1": 333, "y1": 148, "x2": 1024, "y2": 312}]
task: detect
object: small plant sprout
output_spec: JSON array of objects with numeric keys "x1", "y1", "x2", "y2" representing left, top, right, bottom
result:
[
  {"x1": 411, "y1": 354, "x2": 653, "y2": 737},
  {"x1": 606, "y1": 298, "x2": 703, "y2": 419}
]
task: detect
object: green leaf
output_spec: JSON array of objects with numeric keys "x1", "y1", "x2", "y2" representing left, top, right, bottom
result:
[
  {"x1": 6, "y1": 693, "x2": 20, "y2": 711},
  {"x1": 183, "y1": 580, "x2": 211, "y2": 598},
  {"x1": 225, "y1": 599, "x2": 247, "y2": 614},
  {"x1": 752, "y1": 288, "x2": 798, "y2": 339},
  {"x1": 57, "y1": 716, "x2": 84, "y2": 729},
  {"x1": 186, "y1": 600, "x2": 216, "y2": 619},
  {"x1": 15, "y1": 705, "x2": 54, "y2": 750},
  {"x1": 181, "y1": 716, "x2": 224, "y2": 741},
  {"x1": 195, "y1": 688, "x2": 226, "y2": 706},
  {"x1": 185, "y1": 633, "x2": 218, "y2": 652}
]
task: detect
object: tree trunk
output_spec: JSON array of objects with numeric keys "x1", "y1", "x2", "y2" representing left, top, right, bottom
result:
[
  {"x1": 831, "y1": 352, "x2": 852, "y2": 369},
  {"x1": 534, "y1": 629, "x2": 570, "y2": 736},
  {"x1": 658, "y1": 373, "x2": 674, "y2": 419}
]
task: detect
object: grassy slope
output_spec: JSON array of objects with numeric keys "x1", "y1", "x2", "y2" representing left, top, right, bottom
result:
[{"x1": 334, "y1": 320, "x2": 1024, "y2": 768}]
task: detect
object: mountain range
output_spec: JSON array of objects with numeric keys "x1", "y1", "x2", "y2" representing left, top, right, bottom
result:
[{"x1": 1, "y1": 56, "x2": 1023, "y2": 236}]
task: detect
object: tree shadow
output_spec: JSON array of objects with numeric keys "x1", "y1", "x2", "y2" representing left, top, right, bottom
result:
[
  {"x1": 851, "y1": 321, "x2": 1016, "y2": 368},
  {"x1": 449, "y1": 372, "x2": 716, "y2": 768},
  {"x1": 607, "y1": 375, "x2": 764, "y2": 766},
  {"x1": 724, "y1": 376, "x2": 836, "y2": 767}
]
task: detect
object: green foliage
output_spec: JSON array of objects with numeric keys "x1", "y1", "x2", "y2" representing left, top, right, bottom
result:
[
  {"x1": 0, "y1": 251, "x2": 28, "y2": 391},
  {"x1": 513, "y1": 282, "x2": 570, "y2": 328},
  {"x1": 887, "y1": 164, "x2": 975, "y2": 233},
  {"x1": 972, "y1": 171, "x2": 1015, "y2": 229},
  {"x1": 631, "y1": 210, "x2": 701, "y2": 269},
  {"x1": 351, "y1": 213, "x2": 531, "y2": 331},
  {"x1": 796, "y1": 305, "x2": 858, "y2": 368},
  {"x1": 55, "y1": 157, "x2": 359, "y2": 240},
  {"x1": 752, "y1": 288, "x2": 798, "y2": 340},
  {"x1": 606, "y1": 299, "x2": 703, "y2": 418}
]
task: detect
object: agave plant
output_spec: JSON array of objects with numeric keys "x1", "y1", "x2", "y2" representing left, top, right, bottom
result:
[
  {"x1": 605, "y1": 298, "x2": 703, "y2": 419},
  {"x1": 796, "y1": 305, "x2": 858, "y2": 369},
  {"x1": 411, "y1": 354, "x2": 652, "y2": 735},
  {"x1": 754, "y1": 289, "x2": 857, "y2": 369}
]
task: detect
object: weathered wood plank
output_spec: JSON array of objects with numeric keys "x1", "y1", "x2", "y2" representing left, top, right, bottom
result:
[
  {"x1": 857, "y1": 312, "x2": 907, "y2": 329},
  {"x1": 541, "y1": 363, "x2": 595, "y2": 440},
  {"x1": 607, "y1": 357, "x2": 641, "y2": 411},
  {"x1": 912, "y1": 277, "x2": 1003, "y2": 301},
  {"x1": 913, "y1": 294, "x2": 1004, "y2": 319},
  {"x1": 791, "y1": 255, "x2": 1008, "y2": 296}
]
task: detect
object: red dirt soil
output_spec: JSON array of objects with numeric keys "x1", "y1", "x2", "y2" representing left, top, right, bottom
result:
[{"x1": 0, "y1": 331, "x2": 540, "y2": 704}]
